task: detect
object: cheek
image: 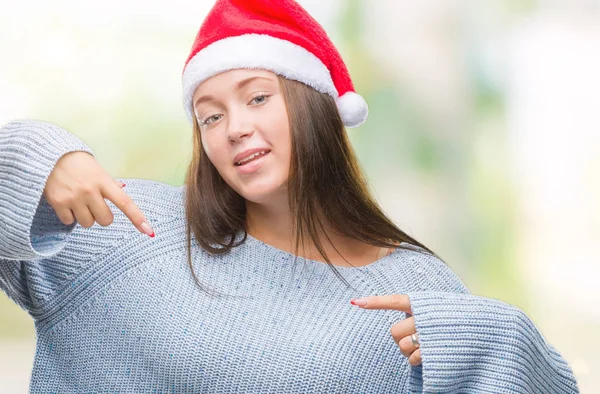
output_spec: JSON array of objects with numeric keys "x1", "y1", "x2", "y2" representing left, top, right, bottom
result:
[
  {"x1": 277, "y1": 124, "x2": 292, "y2": 162},
  {"x1": 200, "y1": 137, "x2": 223, "y2": 169},
  {"x1": 270, "y1": 107, "x2": 291, "y2": 155}
]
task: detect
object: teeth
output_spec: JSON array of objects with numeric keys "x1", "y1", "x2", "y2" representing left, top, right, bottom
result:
[{"x1": 236, "y1": 150, "x2": 268, "y2": 165}]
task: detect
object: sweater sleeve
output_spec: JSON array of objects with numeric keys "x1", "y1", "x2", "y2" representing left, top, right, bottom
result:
[
  {"x1": 0, "y1": 119, "x2": 99, "y2": 311},
  {"x1": 0, "y1": 119, "x2": 95, "y2": 261},
  {"x1": 404, "y1": 264, "x2": 579, "y2": 393},
  {"x1": 0, "y1": 119, "x2": 177, "y2": 316}
]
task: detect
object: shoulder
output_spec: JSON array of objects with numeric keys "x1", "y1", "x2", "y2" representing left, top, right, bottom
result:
[
  {"x1": 393, "y1": 244, "x2": 470, "y2": 294},
  {"x1": 9, "y1": 179, "x2": 186, "y2": 311},
  {"x1": 113, "y1": 178, "x2": 185, "y2": 222},
  {"x1": 55, "y1": 178, "x2": 185, "y2": 256}
]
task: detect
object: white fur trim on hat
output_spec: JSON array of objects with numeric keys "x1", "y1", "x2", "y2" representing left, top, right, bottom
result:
[
  {"x1": 183, "y1": 34, "x2": 336, "y2": 120},
  {"x1": 182, "y1": 33, "x2": 368, "y2": 128}
]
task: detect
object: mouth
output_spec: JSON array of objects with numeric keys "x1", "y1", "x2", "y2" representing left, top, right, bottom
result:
[{"x1": 234, "y1": 150, "x2": 271, "y2": 167}]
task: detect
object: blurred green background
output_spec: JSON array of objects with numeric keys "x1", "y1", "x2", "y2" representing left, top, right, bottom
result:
[{"x1": 1, "y1": 0, "x2": 598, "y2": 392}]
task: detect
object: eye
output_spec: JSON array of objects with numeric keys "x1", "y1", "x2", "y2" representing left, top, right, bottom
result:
[
  {"x1": 200, "y1": 114, "x2": 222, "y2": 127},
  {"x1": 249, "y1": 94, "x2": 269, "y2": 105}
]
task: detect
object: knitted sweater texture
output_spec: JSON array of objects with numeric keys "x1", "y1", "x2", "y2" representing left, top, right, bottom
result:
[{"x1": 0, "y1": 120, "x2": 579, "y2": 393}]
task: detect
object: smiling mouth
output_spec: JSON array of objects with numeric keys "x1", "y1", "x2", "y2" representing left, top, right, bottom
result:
[{"x1": 234, "y1": 150, "x2": 271, "y2": 166}]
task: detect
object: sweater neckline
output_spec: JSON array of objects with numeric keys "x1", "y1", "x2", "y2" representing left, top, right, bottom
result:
[{"x1": 241, "y1": 232, "x2": 402, "y2": 272}]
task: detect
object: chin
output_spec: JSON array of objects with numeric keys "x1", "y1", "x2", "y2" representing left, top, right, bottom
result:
[{"x1": 236, "y1": 180, "x2": 288, "y2": 205}]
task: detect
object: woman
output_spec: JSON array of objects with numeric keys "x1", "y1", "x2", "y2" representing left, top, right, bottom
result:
[{"x1": 0, "y1": 0, "x2": 579, "y2": 392}]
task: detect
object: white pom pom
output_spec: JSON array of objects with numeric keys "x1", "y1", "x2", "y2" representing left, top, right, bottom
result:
[{"x1": 336, "y1": 92, "x2": 368, "y2": 128}]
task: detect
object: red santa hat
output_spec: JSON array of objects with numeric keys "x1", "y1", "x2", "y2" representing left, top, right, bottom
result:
[{"x1": 182, "y1": 0, "x2": 368, "y2": 128}]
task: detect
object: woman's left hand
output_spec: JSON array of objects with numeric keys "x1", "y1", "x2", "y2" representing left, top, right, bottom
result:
[{"x1": 351, "y1": 294, "x2": 422, "y2": 366}]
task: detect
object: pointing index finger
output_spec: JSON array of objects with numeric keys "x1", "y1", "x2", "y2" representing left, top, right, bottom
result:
[
  {"x1": 103, "y1": 182, "x2": 155, "y2": 237},
  {"x1": 351, "y1": 294, "x2": 412, "y2": 313}
]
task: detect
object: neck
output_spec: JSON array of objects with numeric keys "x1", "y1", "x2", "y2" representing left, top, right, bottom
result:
[
  {"x1": 245, "y1": 199, "x2": 294, "y2": 246},
  {"x1": 245, "y1": 200, "x2": 378, "y2": 263},
  {"x1": 245, "y1": 199, "x2": 306, "y2": 253}
]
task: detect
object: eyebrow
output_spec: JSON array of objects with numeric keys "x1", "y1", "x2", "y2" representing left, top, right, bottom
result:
[{"x1": 194, "y1": 76, "x2": 275, "y2": 108}]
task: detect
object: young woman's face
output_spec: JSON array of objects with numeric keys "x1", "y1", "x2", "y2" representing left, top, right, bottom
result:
[{"x1": 193, "y1": 69, "x2": 291, "y2": 204}]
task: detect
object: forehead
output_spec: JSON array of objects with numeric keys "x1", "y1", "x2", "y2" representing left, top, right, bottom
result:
[{"x1": 194, "y1": 69, "x2": 278, "y2": 96}]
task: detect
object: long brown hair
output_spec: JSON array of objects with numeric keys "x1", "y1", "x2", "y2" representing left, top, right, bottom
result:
[{"x1": 184, "y1": 75, "x2": 437, "y2": 294}]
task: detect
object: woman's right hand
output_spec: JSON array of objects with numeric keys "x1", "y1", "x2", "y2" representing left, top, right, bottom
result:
[{"x1": 42, "y1": 151, "x2": 155, "y2": 237}]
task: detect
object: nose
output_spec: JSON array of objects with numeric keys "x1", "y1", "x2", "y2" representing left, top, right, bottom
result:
[{"x1": 227, "y1": 111, "x2": 254, "y2": 142}]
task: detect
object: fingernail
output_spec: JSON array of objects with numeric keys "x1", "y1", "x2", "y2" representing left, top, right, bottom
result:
[
  {"x1": 121, "y1": 182, "x2": 126, "y2": 188},
  {"x1": 350, "y1": 298, "x2": 368, "y2": 307},
  {"x1": 140, "y1": 221, "x2": 155, "y2": 238}
]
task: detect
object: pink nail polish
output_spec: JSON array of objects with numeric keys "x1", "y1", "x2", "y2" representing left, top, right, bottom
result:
[
  {"x1": 350, "y1": 298, "x2": 368, "y2": 307},
  {"x1": 140, "y1": 221, "x2": 154, "y2": 237}
]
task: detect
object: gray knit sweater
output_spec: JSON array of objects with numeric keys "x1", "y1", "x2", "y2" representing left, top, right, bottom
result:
[{"x1": 0, "y1": 120, "x2": 579, "y2": 393}]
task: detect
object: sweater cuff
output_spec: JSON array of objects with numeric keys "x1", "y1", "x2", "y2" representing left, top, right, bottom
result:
[
  {"x1": 0, "y1": 120, "x2": 95, "y2": 261},
  {"x1": 405, "y1": 291, "x2": 579, "y2": 393}
]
